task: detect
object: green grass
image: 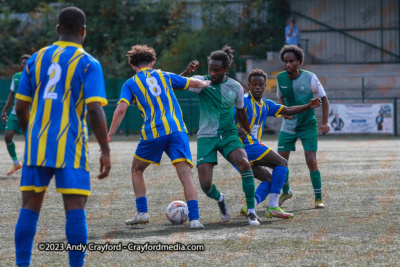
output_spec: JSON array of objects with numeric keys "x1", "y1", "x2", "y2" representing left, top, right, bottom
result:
[{"x1": 0, "y1": 136, "x2": 399, "y2": 266}]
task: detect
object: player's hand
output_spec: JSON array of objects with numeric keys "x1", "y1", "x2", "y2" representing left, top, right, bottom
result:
[
  {"x1": 186, "y1": 60, "x2": 199, "y2": 74},
  {"x1": 320, "y1": 123, "x2": 330, "y2": 136},
  {"x1": 309, "y1": 98, "x2": 322, "y2": 109},
  {"x1": 238, "y1": 127, "x2": 247, "y2": 140},
  {"x1": 107, "y1": 134, "x2": 112, "y2": 143},
  {"x1": 1, "y1": 112, "x2": 7, "y2": 123},
  {"x1": 200, "y1": 80, "x2": 212, "y2": 89},
  {"x1": 97, "y1": 151, "x2": 111, "y2": 179},
  {"x1": 282, "y1": 115, "x2": 293, "y2": 120}
]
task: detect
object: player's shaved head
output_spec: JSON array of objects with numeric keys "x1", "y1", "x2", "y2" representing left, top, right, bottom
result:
[
  {"x1": 58, "y1": 6, "x2": 86, "y2": 35},
  {"x1": 126, "y1": 45, "x2": 157, "y2": 68}
]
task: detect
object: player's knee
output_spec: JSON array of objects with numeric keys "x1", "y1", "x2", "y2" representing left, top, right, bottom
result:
[
  {"x1": 199, "y1": 179, "x2": 211, "y2": 192},
  {"x1": 4, "y1": 134, "x2": 12, "y2": 143},
  {"x1": 277, "y1": 158, "x2": 288, "y2": 168},
  {"x1": 236, "y1": 158, "x2": 251, "y2": 172}
]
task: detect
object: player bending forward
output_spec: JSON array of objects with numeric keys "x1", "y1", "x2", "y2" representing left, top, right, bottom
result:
[
  {"x1": 235, "y1": 69, "x2": 321, "y2": 220},
  {"x1": 108, "y1": 45, "x2": 211, "y2": 229},
  {"x1": 277, "y1": 45, "x2": 330, "y2": 209},
  {"x1": 182, "y1": 45, "x2": 260, "y2": 226}
]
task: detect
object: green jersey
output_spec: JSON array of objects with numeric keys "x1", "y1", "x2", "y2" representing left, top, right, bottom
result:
[
  {"x1": 277, "y1": 69, "x2": 326, "y2": 133},
  {"x1": 189, "y1": 75, "x2": 244, "y2": 138},
  {"x1": 10, "y1": 72, "x2": 22, "y2": 115}
]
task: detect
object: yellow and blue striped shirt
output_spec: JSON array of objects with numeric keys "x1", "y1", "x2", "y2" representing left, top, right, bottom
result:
[
  {"x1": 16, "y1": 41, "x2": 108, "y2": 170},
  {"x1": 119, "y1": 68, "x2": 190, "y2": 140},
  {"x1": 234, "y1": 93, "x2": 284, "y2": 147}
]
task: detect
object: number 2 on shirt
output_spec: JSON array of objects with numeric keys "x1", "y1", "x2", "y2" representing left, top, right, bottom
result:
[
  {"x1": 146, "y1": 77, "x2": 162, "y2": 97},
  {"x1": 43, "y1": 63, "x2": 61, "y2": 100}
]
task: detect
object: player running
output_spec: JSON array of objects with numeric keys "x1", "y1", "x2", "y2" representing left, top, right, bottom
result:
[
  {"x1": 107, "y1": 45, "x2": 211, "y2": 229},
  {"x1": 181, "y1": 45, "x2": 260, "y2": 226},
  {"x1": 1, "y1": 54, "x2": 31, "y2": 175},
  {"x1": 14, "y1": 7, "x2": 111, "y2": 267},
  {"x1": 235, "y1": 69, "x2": 321, "y2": 220},
  {"x1": 277, "y1": 45, "x2": 330, "y2": 209}
]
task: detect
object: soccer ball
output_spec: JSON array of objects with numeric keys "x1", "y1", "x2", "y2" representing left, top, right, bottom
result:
[{"x1": 166, "y1": 201, "x2": 188, "y2": 224}]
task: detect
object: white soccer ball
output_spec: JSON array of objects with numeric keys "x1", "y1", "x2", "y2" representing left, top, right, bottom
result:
[{"x1": 166, "y1": 201, "x2": 188, "y2": 224}]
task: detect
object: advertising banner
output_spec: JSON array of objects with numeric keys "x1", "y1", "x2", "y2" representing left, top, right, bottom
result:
[{"x1": 329, "y1": 103, "x2": 393, "y2": 134}]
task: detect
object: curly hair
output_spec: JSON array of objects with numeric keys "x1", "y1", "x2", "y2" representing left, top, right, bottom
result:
[
  {"x1": 279, "y1": 44, "x2": 305, "y2": 65},
  {"x1": 248, "y1": 69, "x2": 267, "y2": 83},
  {"x1": 208, "y1": 45, "x2": 234, "y2": 68},
  {"x1": 126, "y1": 45, "x2": 157, "y2": 67},
  {"x1": 20, "y1": 54, "x2": 31, "y2": 61}
]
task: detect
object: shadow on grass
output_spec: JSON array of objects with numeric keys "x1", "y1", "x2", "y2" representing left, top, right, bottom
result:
[
  {"x1": 0, "y1": 176, "x2": 17, "y2": 180},
  {"x1": 88, "y1": 217, "x2": 279, "y2": 240}
]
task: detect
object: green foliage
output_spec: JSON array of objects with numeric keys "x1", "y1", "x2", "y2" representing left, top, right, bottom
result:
[{"x1": 0, "y1": 0, "x2": 290, "y2": 78}]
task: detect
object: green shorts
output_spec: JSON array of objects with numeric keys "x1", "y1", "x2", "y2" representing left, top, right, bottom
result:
[
  {"x1": 197, "y1": 135, "x2": 243, "y2": 166},
  {"x1": 5, "y1": 113, "x2": 23, "y2": 134},
  {"x1": 278, "y1": 127, "x2": 318, "y2": 152}
]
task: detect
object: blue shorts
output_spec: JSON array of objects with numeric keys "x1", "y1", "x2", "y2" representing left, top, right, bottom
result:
[
  {"x1": 20, "y1": 165, "x2": 91, "y2": 196},
  {"x1": 135, "y1": 131, "x2": 193, "y2": 167},
  {"x1": 233, "y1": 142, "x2": 271, "y2": 172}
]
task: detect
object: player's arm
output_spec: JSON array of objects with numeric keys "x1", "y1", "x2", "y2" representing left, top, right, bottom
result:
[
  {"x1": 87, "y1": 102, "x2": 111, "y2": 179},
  {"x1": 15, "y1": 99, "x2": 30, "y2": 133},
  {"x1": 279, "y1": 98, "x2": 321, "y2": 116},
  {"x1": 311, "y1": 74, "x2": 330, "y2": 135},
  {"x1": 236, "y1": 108, "x2": 251, "y2": 133},
  {"x1": 180, "y1": 60, "x2": 199, "y2": 77},
  {"x1": 188, "y1": 78, "x2": 211, "y2": 89},
  {"x1": 277, "y1": 79, "x2": 292, "y2": 120},
  {"x1": 320, "y1": 96, "x2": 330, "y2": 135},
  {"x1": 235, "y1": 85, "x2": 251, "y2": 133},
  {"x1": 1, "y1": 91, "x2": 15, "y2": 123},
  {"x1": 108, "y1": 101, "x2": 128, "y2": 142}
]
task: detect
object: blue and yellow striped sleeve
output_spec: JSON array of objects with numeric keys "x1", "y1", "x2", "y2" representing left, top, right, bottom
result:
[
  {"x1": 83, "y1": 58, "x2": 108, "y2": 106},
  {"x1": 118, "y1": 81, "x2": 135, "y2": 105},
  {"x1": 15, "y1": 61, "x2": 34, "y2": 102},
  {"x1": 265, "y1": 99, "x2": 284, "y2": 118},
  {"x1": 168, "y1": 72, "x2": 190, "y2": 90}
]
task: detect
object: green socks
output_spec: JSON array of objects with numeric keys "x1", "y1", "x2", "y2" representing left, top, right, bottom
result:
[
  {"x1": 6, "y1": 141, "x2": 18, "y2": 161},
  {"x1": 310, "y1": 170, "x2": 322, "y2": 200},
  {"x1": 282, "y1": 169, "x2": 291, "y2": 194},
  {"x1": 241, "y1": 170, "x2": 255, "y2": 209},
  {"x1": 203, "y1": 183, "x2": 221, "y2": 201}
]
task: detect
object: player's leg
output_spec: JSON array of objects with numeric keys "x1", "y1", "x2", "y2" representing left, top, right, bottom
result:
[
  {"x1": 253, "y1": 166, "x2": 272, "y2": 205},
  {"x1": 278, "y1": 130, "x2": 297, "y2": 206},
  {"x1": 4, "y1": 128, "x2": 22, "y2": 175},
  {"x1": 126, "y1": 137, "x2": 166, "y2": 225},
  {"x1": 253, "y1": 150, "x2": 294, "y2": 219},
  {"x1": 226, "y1": 145, "x2": 259, "y2": 226},
  {"x1": 304, "y1": 150, "x2": 324, "y2": 208},
  {"x1": 166, "y1": 132, "x2": 202, "y2": 228},
  {"x1": 300, "y1": 128, "x2": 324, "y2": 208},
  {"x1": 15, "y1": 166, "x2": 52, "y2": 266},
  {"x1": 62, "y1": 194, "x2": 88, "y2": 267},
  {"x1": 196, "y1": 137, "x2": 232, "y2": 222},
  {"x1": 125, "y1": 156, "x2": 151, "y2": 225},
  {"x1": 54, "y1": 167, "x2": 91, "y2": 267},
  {"x1": 240, "y1": 165, "x2": 271, "y2": 221}
]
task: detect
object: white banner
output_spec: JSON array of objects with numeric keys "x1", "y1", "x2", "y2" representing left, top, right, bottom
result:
[{"x1": 329, "y1": 103, "x2": 394, "y2": 134}]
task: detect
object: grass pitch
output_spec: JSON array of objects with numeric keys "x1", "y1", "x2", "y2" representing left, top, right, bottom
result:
[{"x1": 0, "y1": 135, "x2": 399, "y2": 266}]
